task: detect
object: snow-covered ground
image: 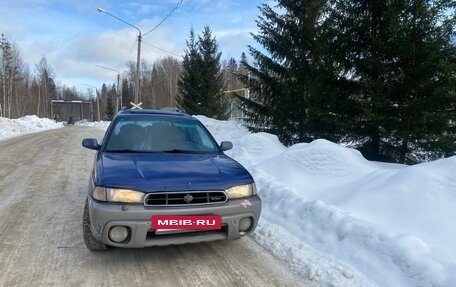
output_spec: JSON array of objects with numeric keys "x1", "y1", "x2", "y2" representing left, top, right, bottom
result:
[
  {"x1": 0, "y1": 115, "x2": 63, "y2": 141},
  {"x1": 195, "y1": 115, "x2": 456, "y2": 287},
  {"x1": 75, "y1": 120, "x2": 111, "y2": 130},
  {"x1": 3, "y1": 115, "x2": 455, "y2": 287}
]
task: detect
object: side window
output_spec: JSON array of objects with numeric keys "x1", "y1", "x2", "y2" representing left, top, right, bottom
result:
[
  {"x1": 195, "y1": 125, "x2": 215, "y2": 149},
  {"x1": 104, "y1": 122, "x2": 123, "y2": 150}
]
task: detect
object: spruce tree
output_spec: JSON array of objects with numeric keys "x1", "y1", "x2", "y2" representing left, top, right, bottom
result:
[
  {"x1": 178, "y1": 26, "x2": 227, "y2": 119},
  {"x1": 222, "y1": 57, "x2": 239, "y2": 90},
  {"x1": 105, "y1": 85, "x2": 116, "y2": 120},
  {"x1": 238, "y1": 52, "x2": 249, "y2": 78},
  {"x1": 238, "y1": 0, "x2": 353, "y2": 144},
  {"x1": 198, "y1": 26, "x2": 227, "y2": 119},
  {"x1": 331, "y1": 0, "x2": 456, "y2": 162},
  {"x1": 178, "y1": 28, "x2": 204, "y2": 115}
]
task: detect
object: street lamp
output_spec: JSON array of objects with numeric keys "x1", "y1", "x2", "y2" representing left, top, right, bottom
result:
[
  {"x1": 81, "y1": 84, "x2": 100, "y2": 122},
  {"x1": 97, "y1": 7, "x2": 141, "y2": 105},
  {"x1": 96, "y1": 65, "x2": 122, "y2": 112}
]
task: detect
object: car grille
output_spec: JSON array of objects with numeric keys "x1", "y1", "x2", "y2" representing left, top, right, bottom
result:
[{"x1": 144, "y1": 191, "x2": 227, "y2": 206}]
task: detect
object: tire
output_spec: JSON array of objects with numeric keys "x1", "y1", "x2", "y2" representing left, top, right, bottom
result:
[{"x1": 82, "y1": 198, "x2": 108, "y2": 251}]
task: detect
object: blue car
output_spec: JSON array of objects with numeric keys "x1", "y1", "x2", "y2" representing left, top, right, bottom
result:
[{"x1": 82, "y1": 109, "x2": 261, "y2": 250}]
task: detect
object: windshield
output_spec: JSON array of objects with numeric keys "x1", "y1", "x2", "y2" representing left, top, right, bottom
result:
[{"x1": 104, "y1": 116, "x2": 220, "y2": 153}]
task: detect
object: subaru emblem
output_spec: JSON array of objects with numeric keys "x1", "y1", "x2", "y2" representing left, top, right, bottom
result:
[{"x1": 184, "y1": 194, "x2": 193, "y2": 203}]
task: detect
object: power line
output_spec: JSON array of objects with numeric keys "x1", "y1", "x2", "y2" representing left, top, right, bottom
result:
[
  {"x1": 142, "y1": 40, "x2": 181, "y2": 57},
  {"x1": 143, "y1": 0, "x2": 184, "y2": 37}
]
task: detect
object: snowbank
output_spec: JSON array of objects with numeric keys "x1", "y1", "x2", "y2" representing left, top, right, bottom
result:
[
  {"x1": 0, "y1": 115, "x2": 63, "y2": 141},
  {"x1": 196, "y1": 116, "x2": 456, "y2": 287},
  {"x1": 75, "y1": 120, "x2": 110, "y2": 130}
]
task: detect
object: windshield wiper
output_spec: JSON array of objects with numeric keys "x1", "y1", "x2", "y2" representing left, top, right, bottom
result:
[
  {"x1": 105, "y1": 149, "x2": 143, "y2": 153},
  {"x1": 106, "y1": 149, "x2": 202, "y2": 154},
  {"x1": 162, "y1": 149, "x2": 196, "y2": 153}
]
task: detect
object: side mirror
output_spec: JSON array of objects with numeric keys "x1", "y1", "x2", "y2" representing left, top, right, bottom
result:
[
  {"x1": 220, "y1": 141, "x2": 233, "y2": 152},
  {"x1": 82, "y1": 138, "x2": 100, "y2": 150}
]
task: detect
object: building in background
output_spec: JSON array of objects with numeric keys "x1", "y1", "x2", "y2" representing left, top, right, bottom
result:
[{"x1": 51, "y1": 100, "x2": 93, "y2": 122}]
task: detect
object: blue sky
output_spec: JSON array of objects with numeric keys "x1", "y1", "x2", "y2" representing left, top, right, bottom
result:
[{"x1": 0, "y1": 0, "x2": 266, "y2": 91}]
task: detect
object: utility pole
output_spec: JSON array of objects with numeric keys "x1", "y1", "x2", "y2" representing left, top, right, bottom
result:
[
  {"x1": 96, "y1": 91, "x2": 100, "y2": 121},
  {"x1": 136, "y1": 33, "x2": 142, "y2": 103},
  {"x1": 97, "y1": 8, "x2": 142, "y2": 105}
]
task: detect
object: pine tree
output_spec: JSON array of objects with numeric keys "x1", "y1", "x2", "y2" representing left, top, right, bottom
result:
[
  {"x1": 178, "y1": 26, "x2": 227, "y2": 119},
  {"x1": 238, "y1": 0, "x2": 353, "y2": 145},
  {"x1": 238, "y1": 52, "x2": 248, "y2": 78},
  {"x1": 198, "y1": 26, "x2": 227, "y2": 119},
  {"x1": 105, "y1": 85, "x2": 116, "y2": 120},
  {"x1": 121, "y1": 78, "x2": 132, "y2": 108},
  {"x1": 331, "y1": 0, "x2": 456, "y2": 162},
  {"x1": 240, "y1": 0, "x2": 455, "y2": 161},
  {"x1": 222, "y1": 57, "x2": 239, "y2": 90},
  {"x1": 178, "y1": 27, "x2": 204, "y2": 115}
]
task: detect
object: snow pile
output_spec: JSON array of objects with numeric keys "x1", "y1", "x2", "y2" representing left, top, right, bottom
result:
[
  {"x1": 196, "y1": 116, "x2": 456, "y2": 287},
  {"x1": 75, "y1": 120, "x2": 110, "y2": 130},
  {"x1": 0, "y1": 115, "x2": 63, "y2": 141}
]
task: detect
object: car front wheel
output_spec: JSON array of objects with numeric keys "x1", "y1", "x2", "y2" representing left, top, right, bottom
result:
[{"x1": 82, "y1": 198, "x2": 108, "y2": 251}]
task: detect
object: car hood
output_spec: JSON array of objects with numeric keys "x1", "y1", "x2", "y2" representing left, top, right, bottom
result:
[{"x1": 96, "y1": 153, "x2": 253, "y2": 192}]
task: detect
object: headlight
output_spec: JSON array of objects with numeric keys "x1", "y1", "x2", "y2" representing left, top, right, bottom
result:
[
  {"x1": 106, "y1": 188, "x2": 145, "y2": 203},
  {"x1": 92, "y1": 186, "x2": 107, "y2": 201},
  {"x1": 91, "y1": 187, "x2": 144, "y2": 203},
  {"x1": 226, "y1": 183, "x2": 257, "y2": 199}
]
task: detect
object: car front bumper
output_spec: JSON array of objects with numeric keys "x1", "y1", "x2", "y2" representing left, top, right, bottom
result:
[{"x1": 87, "y1": 195, "x2": 262, "y2": 248}]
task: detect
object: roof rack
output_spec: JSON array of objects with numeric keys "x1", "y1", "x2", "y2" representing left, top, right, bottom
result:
[
  {"x1": 160, "y1": 107, "x2": 186, "y2": 113},
  {"x1": 117, "y1": 108, "x2": 189, "y2": 117}
]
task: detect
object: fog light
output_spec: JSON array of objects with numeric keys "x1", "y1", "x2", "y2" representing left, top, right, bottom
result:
[
  {"x1": 108, "y1": 226, "x2": 129, "y2": 243},
  {"x1": 239, "y1": 217, "x2": 252, "y2": 232}
]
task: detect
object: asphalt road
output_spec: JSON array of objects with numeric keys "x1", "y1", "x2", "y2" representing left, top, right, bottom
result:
[{"x1": 0, "y1": 126, "x2": 310, "y2": 287}]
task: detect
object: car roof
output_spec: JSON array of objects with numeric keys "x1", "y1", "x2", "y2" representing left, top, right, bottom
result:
[{"x1": 116, "y1": 108, "x2": 192, "y2": 119}]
